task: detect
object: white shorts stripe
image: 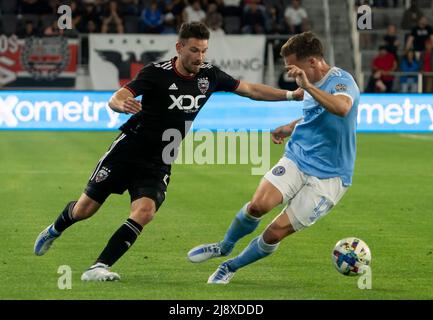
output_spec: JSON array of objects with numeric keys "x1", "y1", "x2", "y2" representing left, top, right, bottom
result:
[{"x1": 89, "y1": 133, "x2": 126, "y2": 181}]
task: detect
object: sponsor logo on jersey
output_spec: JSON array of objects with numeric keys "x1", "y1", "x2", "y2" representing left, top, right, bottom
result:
[
  {"x1": 198, "y1": 77, "x2": 209, "y2": 94},
  {"x1": 168, "y1": 94, "x2": 206, "y2": 112},
  {"x1": 168, "y1": 83, "x2": 178, "y2": 90}
]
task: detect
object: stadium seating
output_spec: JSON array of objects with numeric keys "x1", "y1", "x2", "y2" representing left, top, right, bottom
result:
[
  {"x1": 0, "y1": 0, "x2": 17, "y2": 14},
  {"x1": 1, "y1": 15, "x2": 18, "y2": 36},
  {"x1": 223, "y1": 16, "x2": 241, "y2": 34}
]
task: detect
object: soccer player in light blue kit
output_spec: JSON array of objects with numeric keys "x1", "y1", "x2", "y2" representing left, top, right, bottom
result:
[{"x1": 188, "y1": 32, "x2": 360, "y2": 284}]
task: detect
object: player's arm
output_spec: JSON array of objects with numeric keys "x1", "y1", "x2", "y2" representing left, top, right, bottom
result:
[
  {"x1": 405, "y1": 35, "x2": 414, "y2": 51},
  {"x1": 108, "y1": 88, "x2": 142, "y2": 114},
  {"x1": 304, "y1": 85, "x2": 352, "y2": 117},
  {"x1": 234, "y1": 81, "x2": 304, "y2": 101},
  {"x1": 287, "y1": 65, "x2": 352, "y2": 117},
  {"x1": 271, "y1": 118, "x2": 303, "y2": 144}
]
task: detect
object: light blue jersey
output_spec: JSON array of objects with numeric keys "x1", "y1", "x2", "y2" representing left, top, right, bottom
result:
[{"x1": 284, "y1": 67, "x2": 360, "y2": 186}]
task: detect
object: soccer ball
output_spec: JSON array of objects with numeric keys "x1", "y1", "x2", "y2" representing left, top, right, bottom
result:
[{"x1": 332, "y1": 237, "x2": 371, "y2": 276}]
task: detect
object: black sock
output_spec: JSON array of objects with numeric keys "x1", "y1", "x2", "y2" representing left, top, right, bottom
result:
[
  {"x1": 96, "y1": 218, "x2": 143, "y2": 267},
  {"x1": 53, "y1": 201, "x2": 77, "y2": 233}
]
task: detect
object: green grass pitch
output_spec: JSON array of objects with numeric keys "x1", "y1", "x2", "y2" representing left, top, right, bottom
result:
[{"x1": 0, "y1": 131, "x2": 432, "y2": 299}]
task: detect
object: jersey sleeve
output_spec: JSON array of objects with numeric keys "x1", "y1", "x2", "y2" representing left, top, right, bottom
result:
[
  {"x1": 329, "y1": 75, "x2": 359, "y2": 106},
  {"x1": 123, "y1": 64, "x2": 155, "y2": 97},
  {"x1": 214, "y1": 67, "x2": 240, "y2": 92}
]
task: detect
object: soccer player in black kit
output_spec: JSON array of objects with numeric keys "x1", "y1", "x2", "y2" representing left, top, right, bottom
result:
[{"x1": 34, "y1": 22, "x2": 303, "y2": 281}]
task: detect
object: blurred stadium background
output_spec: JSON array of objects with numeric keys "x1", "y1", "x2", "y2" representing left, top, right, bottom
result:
[{"x1": 1, "y1": 0, "x2": 433, "y2": 300}]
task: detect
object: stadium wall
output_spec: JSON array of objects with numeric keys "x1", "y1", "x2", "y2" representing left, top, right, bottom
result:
[{"x1": 1, "y1": 91, "x2": 433, "y2": 132}]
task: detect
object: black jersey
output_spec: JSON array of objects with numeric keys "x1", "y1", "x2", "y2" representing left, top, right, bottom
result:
[{"x1": 120, "y1": 57, "x2": 240, "y2": 162}]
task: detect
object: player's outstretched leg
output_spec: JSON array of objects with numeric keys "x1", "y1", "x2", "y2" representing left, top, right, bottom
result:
[
  {"x1": 34, "y1": 194, "x2": 101, "y2": 256},
  {"x1": 208, "y1": 209, "x2": 296, "y2": 284},
  {"x1": 188, "y1": 179, "x2": 282, "y2": 263},
  {"x1": 81, "y1": 197, "x2": 153, "y2": 282},
  {"x1": 207, "y1": 235, "x2": 278, "y2": 284},
  {"x1": 34, "y1": 201, "x2": 77, "y2": 256},
  {"x1": 188, "y1": 202, "x2": 261, "y2": 263},
  {"x1": 80, "y1": 217, "x2": 143, "y2": 281}
]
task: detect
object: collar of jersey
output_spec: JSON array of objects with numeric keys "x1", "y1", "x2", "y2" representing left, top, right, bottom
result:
[
  {"x1": 172, "y1": 57, "x2": 198, "y2": 80},
  {"x1": 314, "y1": 66, "x2": 337, "y2": 87}
]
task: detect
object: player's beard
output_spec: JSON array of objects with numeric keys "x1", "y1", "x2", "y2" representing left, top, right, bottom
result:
[{"x1": 184, "y1": 60, "x2": 201, "y2": 75}]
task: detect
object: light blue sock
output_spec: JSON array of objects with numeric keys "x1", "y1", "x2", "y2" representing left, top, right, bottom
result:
[
  {"x1": 219, "y1": 203, "x2": 261, "y2": 255},
  {"x1": 226, "y1": 235, "x2": 279, "y2": 272}
]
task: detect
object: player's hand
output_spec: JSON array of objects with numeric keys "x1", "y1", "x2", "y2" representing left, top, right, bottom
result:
[
  {"x1": 122, "y1": 97, "x2": 141, "y2": 114},
  {"x1": 271, "y1": 125, "x2": 292, "y2": 144},
  {"x1": 292, "y1": 87, "x2": 304, "y2": 101},
  {"x1": 286, "y1": 65, "x2": 311, "y2": 90}
]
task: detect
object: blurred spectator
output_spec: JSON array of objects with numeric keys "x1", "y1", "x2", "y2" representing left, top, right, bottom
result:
[
  {"x1": 241, "y1": 1, "x2": 266, "y2": 34},
  {"x1": 420, "y1": 40, "x2": 433, "y2": 92},
  {"x1": 205, "y1": 3, "x2": 225, "y2": 36},
  {"x1": 371, "y1": 0, "x2": 400, "y2": 7},
  {"x1": 183, "y1": 0, "x2": 206, "y2": 23},
  {"x1": 47, "y1": 0, "x2": 61, "y2": 15},
  {"x1": 358, "y1": 0, "x2": 405, "y2": 7},
  {"x1": 207, "y1": 0, "x2": 226, "y2": 15},
  {"x1": 85, "y1": 19, "x2": 99, "y2": 33},
  {"x1": 284, "y1": 0, "x2": 308, "y2": 34},
  {"x1": 16, "y1": 20, "x2": 38, "y2": 37},
  {"x1": 400, "y1": 50, "x2": 420, "y2": 93},
  {"x1": 121, "y1": 0, "x2": 140, "y2": 15},
  {"x1": 223, "y1": 0, "x2": 242, "y2": 16},
  {"x1": 69, "y1": 1, "x2": 82, "y2": 30},
  {"x1": 366, "y1": 45, "x2": 397, "y2": 93},
  {"x1": 77, "y1": 2, "x2": 101, "y2": 33},
  {"x1": 139, "y1": 1, "x2": 164, "y2": 33},
  {"x1": 405, "y1": 16, "x2": 433, "y2": 59},
  {"x1": 101, "y1": 0, "x2": 125, "y2": 33},
  {"x1": 356, "y1": 0, "x2": 372, "y2": 5},
  {"x1": 161, "y1": 12, "x2": 177, "y2": 34},
  {"x1": 383, "y1": 24, "x2": 399, "y2": 60},
  {"x1": 267, "y1": 5, "x2": 284, "y2": 34},
  {"x1": 401, "y1": 0, "x2": 423, "y2": 30},
  {"x1": 43, "y1": 19, "x2": 63, "y2": 36},
  {"x1": 19, "y1": 0, "x2": 52, "y2": 15},
  {"x1": 170, "y1": 0, "x2": 187, "y2": 29}
]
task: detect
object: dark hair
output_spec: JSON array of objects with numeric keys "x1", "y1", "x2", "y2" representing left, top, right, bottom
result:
[
  {"x1": 178, "y1": 22, "x2": 210, "y2": 41},
  {"x1": 280, "y1": 31, "x2": 324, "y2": 60}
]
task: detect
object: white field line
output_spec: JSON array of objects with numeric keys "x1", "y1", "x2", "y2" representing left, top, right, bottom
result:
[{"x1": 399, "y1": 134, "x2": 433, "y2": 141}]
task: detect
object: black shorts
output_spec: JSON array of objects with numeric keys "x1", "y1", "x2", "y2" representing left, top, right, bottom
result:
[{"x1": 84, "y1": 132, "x2": 171, "y2": 211}]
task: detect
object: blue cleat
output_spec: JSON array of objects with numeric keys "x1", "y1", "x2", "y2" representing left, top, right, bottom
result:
[
  {"x1": 187, "y1": 242, "x2": 224, "y2": 263},
  {"x1": 207, "y1": 262, "x2": 235, "y2": 284},
  {"x1": 34, "y1": 224, "x2": 60, "y2": 256}
]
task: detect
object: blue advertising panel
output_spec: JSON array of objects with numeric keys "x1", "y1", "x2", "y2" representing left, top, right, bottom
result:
[
  {"x1": 356, "y1": 94, "x2": 433, "y2": 132},
  {"x1": 1, "y1": 91, "x2": 433, "y2": 132},
  {"x1": 0, "y1": 91, "x2": 124, "y2": 130}
]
